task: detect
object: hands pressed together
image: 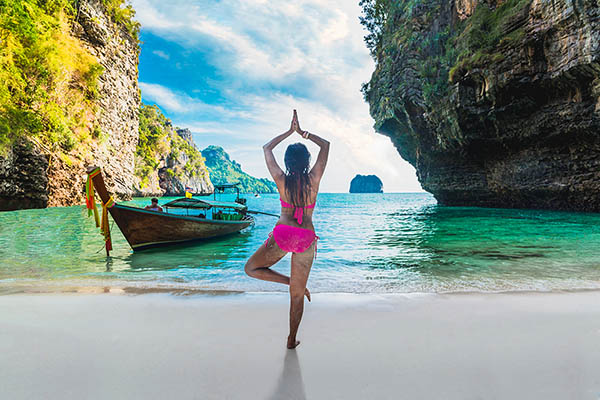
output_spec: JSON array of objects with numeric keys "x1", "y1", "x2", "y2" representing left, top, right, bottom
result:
[
  {"x1": 263, "y1": 108, "x2": 329, "y2": 179},
  {"x1": 288, "y1": 109, "x2": 310, "y2": 139}
]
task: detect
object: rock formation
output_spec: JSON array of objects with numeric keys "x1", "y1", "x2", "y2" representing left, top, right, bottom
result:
[
  {"x1": 134, "y1": 105, "x2": 213, "y2": 196},
  {"x1": 67, "y1": 0, "x2": 140, "y2": 202},
  {"x1": 201, "y1": 146, "x2": 277, "y2": 193},
  {"x1": 349, "y1": 175, "x2": 384, "y2": 193},
  {"x1": 175, "y1": 128, "x2": 194, "y2": 145},
  {"x1": 363, "y1": 0, "x2": 600, "y2": 211},
  {"x1": 0, "y1": 0, "x2": 140, "y2": 210},
  {"x1": 0, "y1": 141, "x2": 49, "y2": 210}
]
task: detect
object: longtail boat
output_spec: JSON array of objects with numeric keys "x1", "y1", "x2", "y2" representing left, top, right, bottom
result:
[{"x1": 86, "y1": 166, "x2": 254, "y2": 252}]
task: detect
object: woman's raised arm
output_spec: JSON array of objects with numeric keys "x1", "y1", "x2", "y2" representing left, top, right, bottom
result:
[
  {"x1": 305, "y1": 132, "x2": 329, "y2": 182},
  {"x1": 293, "y1": 111, "x2": 330, "y2": 182},
  {"x1": 263, "y1": 111, "x2": 297, "y2": 184}
]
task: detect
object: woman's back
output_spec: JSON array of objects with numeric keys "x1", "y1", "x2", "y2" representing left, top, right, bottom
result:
[
  {"x1": 278, "y1": 193, "x2": 317, "y2": 229},
  {"x1": 277, "y1": 163, "x2": 322, "y2": 229}
]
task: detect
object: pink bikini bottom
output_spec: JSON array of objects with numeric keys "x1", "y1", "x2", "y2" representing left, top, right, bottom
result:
[{"x1": 265, "y1": 224, "x2": 319, "y2": 254}]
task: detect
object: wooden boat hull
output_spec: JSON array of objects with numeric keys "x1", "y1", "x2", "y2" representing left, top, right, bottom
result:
[
  {"x1": 109, "y1": 204, "x2": 254, "y2": 251},
  {"x1": 86, "y1": 166, "x2": 254, "y2": 252}
]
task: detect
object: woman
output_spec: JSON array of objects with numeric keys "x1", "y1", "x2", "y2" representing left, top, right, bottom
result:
[{"x1": 245, "y1": 110, "x2": 330, "y2": 349}]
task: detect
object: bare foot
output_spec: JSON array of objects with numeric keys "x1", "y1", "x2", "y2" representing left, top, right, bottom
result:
[
  {"x1": 287, "y1": 338, "x2": 300, "y2": 349},
  {"x1": 305, "y1": 288, "x2": 311, "y2": 302}
]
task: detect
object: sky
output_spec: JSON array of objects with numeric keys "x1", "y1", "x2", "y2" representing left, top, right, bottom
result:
[{"x1": 130, "y1": 0, "x2": 424, "y2": 193}]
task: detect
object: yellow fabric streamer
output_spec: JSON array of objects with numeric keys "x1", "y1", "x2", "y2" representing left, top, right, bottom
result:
[
  {"x1": 91, "y1": 196, "x2": 100, "y2": 228},
  {"x1": 86, "y1": 169, "x2": 100, "y2": 228}
]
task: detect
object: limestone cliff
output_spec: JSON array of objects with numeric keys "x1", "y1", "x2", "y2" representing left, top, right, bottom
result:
[
  {"x1": 363, "y1": 0, "x2": 600, "y2": 211},
  {"x1": 134, "y1": 104, "x2": 212, "y2": 196},
  {"x1": 349, "y1": 175, "x2": 384, "y2": 193},
  {"x1": 73, "y1": 0, "x2": 140, "y2": 202},
  {"x1": 0, "y1": 0, "x2": 140, "y2": 210}
]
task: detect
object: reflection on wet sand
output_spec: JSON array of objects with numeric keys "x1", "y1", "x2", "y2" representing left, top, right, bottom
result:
[
  {"x1": 0, "y1": 284, "x2": 244, "y2": 296},
  {"x1": 269, "y1": 350, "x2": 306, "y2": 400}
]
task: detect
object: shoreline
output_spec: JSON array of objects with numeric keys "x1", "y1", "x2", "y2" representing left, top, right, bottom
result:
[
  {"x1": 2, "y1": 290, "x2": 600, "y2": 399},
  {"x1": 4, "y1": 281, "x2": 600, "y2": 297}
]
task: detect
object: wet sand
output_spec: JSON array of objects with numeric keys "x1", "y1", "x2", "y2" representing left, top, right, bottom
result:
[{"x1": 1, "y1": 291, "x2": 600, "y2": 399}]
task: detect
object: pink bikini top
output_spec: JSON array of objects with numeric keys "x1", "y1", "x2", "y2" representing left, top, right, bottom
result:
[{"x1": 280, "y1": 198, "x2": 315, "y2": 225}]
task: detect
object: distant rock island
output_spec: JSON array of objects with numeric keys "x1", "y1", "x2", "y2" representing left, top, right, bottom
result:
[{"x1": 349, "y1": 175, "x2": 383, "y2": 193}]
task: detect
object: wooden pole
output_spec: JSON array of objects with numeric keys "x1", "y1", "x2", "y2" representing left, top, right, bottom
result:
[
  {"x1": 86, "y1": 165, "x2": 111, "y2": 204},
  {"x1": 86, "y1": 166, "x2": 112, "y2": 256}
]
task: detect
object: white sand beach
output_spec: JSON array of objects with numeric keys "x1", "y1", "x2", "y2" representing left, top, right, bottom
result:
[{"x1": 1, "y1": 290, "x2": 600, "y2": 399}]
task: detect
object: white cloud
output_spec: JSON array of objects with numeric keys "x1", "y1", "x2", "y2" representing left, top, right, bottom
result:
[
  {"x1": 139, "y1": 82, "x2": 242, "y2": 118},
  {"x1": 152, "y1": 50, "x2": 170, "y2": 60},
  {"x1": 132, "y1": 0, "x2": 423, "y2": 192},
  {"x1": 320, "y1": 9, "x2": 350, "y2": 44},
  {"x1": 139, "y1": 82, "x2": 186, "y2": 112},
  {"x1": 131, "y1": 0, "x2": 179, "y2": 30}
]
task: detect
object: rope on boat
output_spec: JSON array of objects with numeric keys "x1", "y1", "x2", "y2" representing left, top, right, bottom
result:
[
  {"x1": 100, "y1": 196, "x2": 114, "y2": 252},
  {"x1": 247, "y1": 210, "x2": 279, "y2": 217},
  {"x1": 94, "y1": 220, "x2": 115, "y2": 254}
]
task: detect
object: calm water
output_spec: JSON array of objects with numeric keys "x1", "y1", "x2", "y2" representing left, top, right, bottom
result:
[{"x1": 1, "y1": 193, "x2": 600, "y2": 294}]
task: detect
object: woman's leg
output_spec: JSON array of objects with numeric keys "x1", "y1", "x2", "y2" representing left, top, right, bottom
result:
[
  {"x1": 244, "y1": 236, "x2": 289, "y2": 285},
  {"x1": 245, "y1": 237, "x2": 313, "y2": 298},
  {"x1": 287, "y1": 241, "x2": 315, "y2": 349}
]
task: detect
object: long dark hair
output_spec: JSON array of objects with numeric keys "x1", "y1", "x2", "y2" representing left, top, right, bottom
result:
[{"x1": 284, "y1": 143, "x2": 312, "y2": 206}]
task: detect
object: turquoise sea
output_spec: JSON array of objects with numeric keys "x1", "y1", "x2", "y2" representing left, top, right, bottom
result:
[{"x1": 1, "y1": 193, "x2": 600, "y2": 294}]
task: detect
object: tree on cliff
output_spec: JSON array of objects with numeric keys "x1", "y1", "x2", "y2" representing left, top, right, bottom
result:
[{"x1": 359, "y1": 0, "x2": 390, "y2": 58}]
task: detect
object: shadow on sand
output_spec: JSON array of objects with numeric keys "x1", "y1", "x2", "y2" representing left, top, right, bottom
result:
[{"x1": 269, "y1": 350, "x2": 306, "y2": 400}]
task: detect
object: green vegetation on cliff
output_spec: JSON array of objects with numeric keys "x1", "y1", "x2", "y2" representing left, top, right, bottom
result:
[
  {"x1": 201, "y1": 146, "x2": 277, "y2": 194},
  {"x1": 449, "y1": 0, "x2": 530, "y2": 83},
  {"x1": 0, "y1": 0, "x2": 138, "y2": 154},
  {"x1": 136, "y1": 106, "x2": 270, "y2": 194},
  {"x1": 360, "y1": 0, "x2": 531, "y2": 108},
  {"x1": 100, "y1": 0, "x2": 140, "y2": 39},
  {"x1": 0, "y1": 0, "x2": 99, "y2": 153},
  {"x1": 136, "y1": 104, "x2": 209, "y2": 189},
  {"x1": 136, "y1": 104, "x2": 170, "y2": 184},
  {"x1": 361, "y1": 0, "x2": 457, "y2": 114}
]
